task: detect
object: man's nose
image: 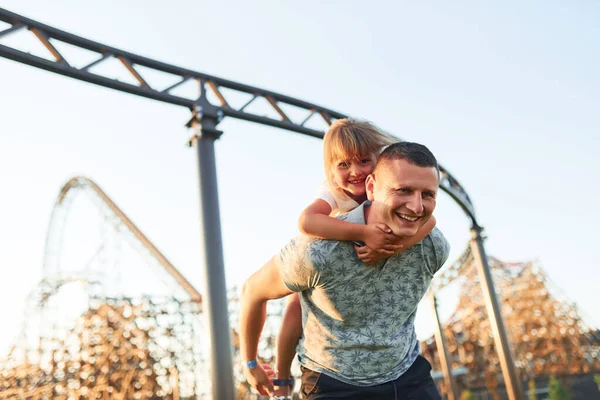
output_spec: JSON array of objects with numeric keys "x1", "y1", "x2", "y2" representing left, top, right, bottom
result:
[{"x1": 407, "y1": 193, "x2": 424, "y2": 215}]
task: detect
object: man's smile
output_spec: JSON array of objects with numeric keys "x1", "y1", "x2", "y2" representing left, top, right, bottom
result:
[{"x1": 395, "y1": 212, "x2": 421, "y2": 222}]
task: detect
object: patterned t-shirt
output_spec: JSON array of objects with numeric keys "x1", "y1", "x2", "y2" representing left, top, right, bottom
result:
[{"x1": 275, "y1": 202, "x2": 450, "y2": 386}]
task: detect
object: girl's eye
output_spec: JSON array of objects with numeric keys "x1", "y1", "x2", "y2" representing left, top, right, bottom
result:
[
  {"x1": 361, "y1": 159, "x2": 371, "y2": 164},
  {"x1": 338, "y1": 162, "x2": 348, "y2": 168}
]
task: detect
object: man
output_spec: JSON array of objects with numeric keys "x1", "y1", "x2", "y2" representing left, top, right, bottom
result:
[{"x1": 239, "y1": 142, "x2": 450, "y2": 399}]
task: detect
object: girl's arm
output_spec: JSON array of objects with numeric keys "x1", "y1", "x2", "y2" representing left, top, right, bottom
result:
[
  {"x1": 355, "y1": 215, "x2": 437, "y2": 264},
  {"x1": 298, "y1": 199, "x2": 401, "y2": 253},
  {"x1": 397, "y1": 215, "x2": 436, "y2": 249}
]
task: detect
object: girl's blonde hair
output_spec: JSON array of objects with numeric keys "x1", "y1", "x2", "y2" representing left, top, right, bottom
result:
[{"x1": 323, "y1": 118, "x2": 397, "y2": 196}]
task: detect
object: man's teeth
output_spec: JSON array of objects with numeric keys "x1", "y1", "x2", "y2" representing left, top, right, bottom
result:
[{"x1": 398, "y1": 214, "x2": 419, "y2": 222}]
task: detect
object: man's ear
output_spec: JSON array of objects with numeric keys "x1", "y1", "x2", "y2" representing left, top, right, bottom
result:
[{"x1": 366, "y1": 174, "x2": 375, "y2": 201}]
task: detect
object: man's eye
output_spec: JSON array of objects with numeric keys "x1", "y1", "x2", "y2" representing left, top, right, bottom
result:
[{"x1": 396, "y1": 188, "x2": 411, "y2": 194}]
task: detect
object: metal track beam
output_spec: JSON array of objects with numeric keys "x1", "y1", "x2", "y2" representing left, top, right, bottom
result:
[{"x1": 0, "y1": 7, "x2": 476, "y2": 220}]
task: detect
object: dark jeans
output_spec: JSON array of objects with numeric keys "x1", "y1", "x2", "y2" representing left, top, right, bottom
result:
[{"x1": 300, "y1": 356, "x2": 441, "y2": 400}]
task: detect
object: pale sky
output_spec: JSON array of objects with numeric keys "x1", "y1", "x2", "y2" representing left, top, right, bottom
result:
[{"x1": 1, "y1": 0, "x2": 599, "y2": 355}]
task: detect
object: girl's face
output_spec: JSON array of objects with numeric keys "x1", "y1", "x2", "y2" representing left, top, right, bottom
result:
[{"x1": 331, "y1": 154, "x2": 376, "y2": 201}]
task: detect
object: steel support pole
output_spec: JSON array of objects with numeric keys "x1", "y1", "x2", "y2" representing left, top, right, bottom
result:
[
  {"x1": 429, "y1": 291, "x2": 457, "y2": 400},
  {"x1": 189, "y1": 111, "x2": 235, "y2": 400},
  {"x1": 470, "y1": 225, "x2": 524, "y2": 400}
]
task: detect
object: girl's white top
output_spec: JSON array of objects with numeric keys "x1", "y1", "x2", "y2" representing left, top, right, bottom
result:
[{"x1": 316, "y1": 182, "x2": 360, "y2": 216}]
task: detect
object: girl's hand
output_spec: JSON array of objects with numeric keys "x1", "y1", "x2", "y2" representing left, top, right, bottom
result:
[
  {"x1": 362, "y1": 223, "x2": 402, "y2": 253},
  {"x1": 354, "y1": 244, "x2": 402, "y2": 264}
]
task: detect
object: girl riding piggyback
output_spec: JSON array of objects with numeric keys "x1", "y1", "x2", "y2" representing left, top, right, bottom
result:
[{"x1": 272, "y1": 118, "x2": 436, "y2": 397}]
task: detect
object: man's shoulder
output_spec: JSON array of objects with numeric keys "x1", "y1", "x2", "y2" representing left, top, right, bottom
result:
[
  {"x1": 279, "y1": 235, "x2": 313, "y2": 259},
  {"x1": 309, "y1": 236, "x2": 350, "y2": 252},
  {"x1": 422, "y1": 227, "x2": 451, "y2": 273},
  {"x1": 428, "y1": 226, "x2": 448, "y2": 245},
  {"x1": 427, "y1": 227, "x2": 450, "y2": 252},
  {"x1": 334, "y1": 202, "x2": 367, "y2": 224},
  {"x1": 280, "y1": 235, "x2": 349, "y2": 266},
  {"x1": 304, "y1": 237, "x2": 353, "y2": 271}
]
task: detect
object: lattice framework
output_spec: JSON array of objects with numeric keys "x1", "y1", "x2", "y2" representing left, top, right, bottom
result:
[{"x1": 424, "y1": 254, "x2": 600, "y2": 397}]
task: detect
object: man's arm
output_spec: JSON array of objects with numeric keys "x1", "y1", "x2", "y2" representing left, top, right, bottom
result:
[{"x1": 239, "y1": 256, "x2": 294, "y2": 396}]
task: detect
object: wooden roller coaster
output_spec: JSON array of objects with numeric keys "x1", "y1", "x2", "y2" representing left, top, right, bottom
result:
[{"x1": 423, "y1": 249, "x2": 600, "y2": 398}]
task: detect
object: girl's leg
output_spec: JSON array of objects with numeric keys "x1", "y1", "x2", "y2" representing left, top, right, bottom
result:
[{"x1": 274, "y1": 293, "x2": 303, "y2": 397}]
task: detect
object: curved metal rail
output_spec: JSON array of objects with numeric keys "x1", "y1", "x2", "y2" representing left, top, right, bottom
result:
[{"x1": 0, "y1": 7, "x2": 477, "y2": 223}]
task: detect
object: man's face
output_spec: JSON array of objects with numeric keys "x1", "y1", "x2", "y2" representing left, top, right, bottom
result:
[{"x1": 366, "y1": 158, "x2": 438, "y2": 237}]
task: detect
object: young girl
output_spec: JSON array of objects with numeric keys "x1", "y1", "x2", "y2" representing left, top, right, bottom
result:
[{"x1": 272, "y1": 118, "x2": 436, "y2": 397}]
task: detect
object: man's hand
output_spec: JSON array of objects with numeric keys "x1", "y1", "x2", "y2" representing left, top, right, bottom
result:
[
  {"x1": 272, "y1": 371, "x2": 293, "y2": 398},
  {"x1": 355, "y1": 243, "x2": 403, "y2": 264},
  {"x1": 361, "y1": 223, "x2": 402, "y2": 254},
  {"x1": 273, "y1": 383, "x2": 292, "y2": 398},
  {"x1": 243, "y1": 363, "x2": 275, "y2": 397}
]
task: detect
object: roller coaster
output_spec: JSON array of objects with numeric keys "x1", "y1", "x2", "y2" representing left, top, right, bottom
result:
[
  {"x1": 1, "y1": 8, "x2": 598, "y2": 399},
  {"x1": 0, "y1": 177, "x2": 598, "y2": 399}
]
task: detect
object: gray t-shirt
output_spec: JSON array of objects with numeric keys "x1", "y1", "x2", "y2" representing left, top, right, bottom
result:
[{"x1": 275, "y1": 202, "x2": 450, "y2": 386}]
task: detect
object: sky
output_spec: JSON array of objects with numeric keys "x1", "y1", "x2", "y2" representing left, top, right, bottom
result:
[{"x1": 0, "y1": 0, "x2": 599, "y2": 355}]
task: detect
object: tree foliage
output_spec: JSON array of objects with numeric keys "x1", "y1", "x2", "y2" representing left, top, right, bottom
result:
[
  {"x1": 459, "y1": 389, "x2": 475, "y2": 400},
  {"x1": 548, "y1": 375, "x2": 568, "y2": 400},
  {"x1": 528, "y1": 379, "x2": 537, "y2": 400}
]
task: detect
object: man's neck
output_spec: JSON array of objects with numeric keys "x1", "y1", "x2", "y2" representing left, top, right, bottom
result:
[{"x1": 363, "y1": 201, "x2": 374, "y2": 225}]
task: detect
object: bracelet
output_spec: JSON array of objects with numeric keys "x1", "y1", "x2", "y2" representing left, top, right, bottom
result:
[
  {"x1": 273, "y1": 377, "x2": 295, "y2": 388},
  {"x1": 242, "y1": 359, "x2": 258, "y2": 369}
]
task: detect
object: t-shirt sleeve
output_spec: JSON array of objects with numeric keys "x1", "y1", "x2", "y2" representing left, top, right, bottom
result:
[
  {"x1": 316, "y1": 182, "x2": 338, "y2": 211},
  {"x1": 422, "y1": 227, "x2": 451, "y2": 276},
  {"x1": 274, "y1": 236, "x2": 320, "y2": 292}
]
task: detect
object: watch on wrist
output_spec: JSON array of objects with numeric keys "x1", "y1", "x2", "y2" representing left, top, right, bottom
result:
[
  {"x1": 243, "y1": 359, "x2": 258, "y2": 369},
  {"x1": 273, "y1": 377, "x2": 294, "y2": 387}
]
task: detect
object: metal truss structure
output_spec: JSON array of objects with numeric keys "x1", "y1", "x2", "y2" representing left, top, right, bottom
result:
[
  {"x1": 424, "y1": 251, "x2": 600, "y2": 399},
  {"x1": 0, "y1": 8, "x2": 523, "y2": 399}
]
